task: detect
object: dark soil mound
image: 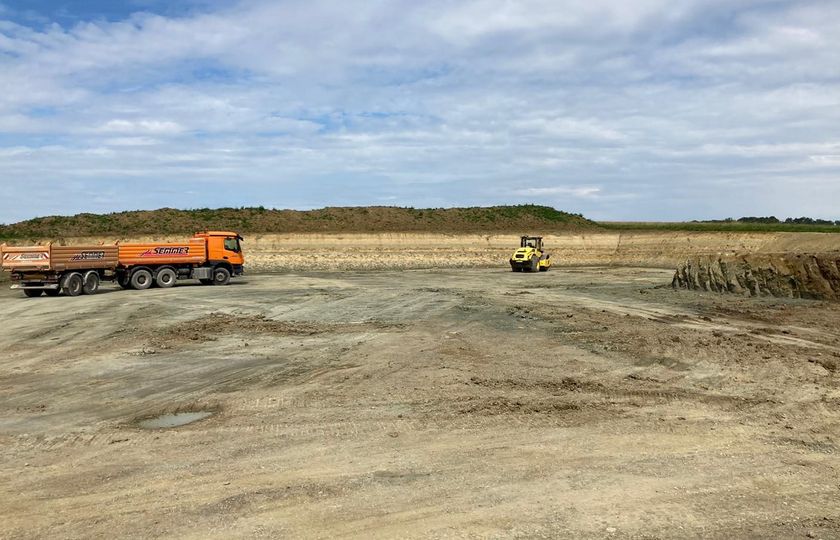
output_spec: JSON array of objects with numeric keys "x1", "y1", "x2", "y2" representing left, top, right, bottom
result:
[{"x1": 672, "y1": 253, "x2": 840, "y2": 300}]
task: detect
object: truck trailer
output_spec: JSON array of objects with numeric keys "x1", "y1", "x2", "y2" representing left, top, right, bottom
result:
[{"x1": 1, "y1": 231, "x2": 245, "y2": 297}]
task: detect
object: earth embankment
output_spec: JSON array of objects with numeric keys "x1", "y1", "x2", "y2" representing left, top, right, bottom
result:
[
  {"x1": 28, "y1": 231, "x2": 840, "y2": 271},
  {"x1": 673, "y1": 253, "x2": 840, "y2": 300}
]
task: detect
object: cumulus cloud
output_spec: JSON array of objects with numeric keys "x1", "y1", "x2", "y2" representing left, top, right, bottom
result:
[
  {"x1": 97, "y1": 119, "x2": 184, "y2": 134},
  {"x1": 0, "y1": 0, "x2": 839, "y2": 222},
  {"x1": 518, "y1": 186, "x2": 602, "y2": 198}
]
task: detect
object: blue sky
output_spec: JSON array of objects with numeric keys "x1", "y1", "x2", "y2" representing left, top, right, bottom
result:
[{"x1": 1, "y1": 0, "x2": 839, "y2": 223}]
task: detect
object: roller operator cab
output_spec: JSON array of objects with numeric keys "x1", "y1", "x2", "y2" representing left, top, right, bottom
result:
[{"x1": 510, "y1": 236, "x2": 551, "y2": 272}]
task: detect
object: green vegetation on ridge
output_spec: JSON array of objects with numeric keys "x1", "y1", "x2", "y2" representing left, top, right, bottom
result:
[
  {"x1": 601, "y1": 221, "x2": 840, "y2": 233},
  {"x1": 3, "y1": 206, "x2": 839, "y2": 242},
  {"x1": 0, "y1": 205, "x2": 594, "y2": 240}
]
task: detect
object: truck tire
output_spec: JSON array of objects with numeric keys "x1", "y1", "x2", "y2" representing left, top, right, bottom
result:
[
  {"x1": 24, "y1": 289, "x2": 43, "y2": 297},
  {"x1": 83, "y1": 271, "x2": 100, "y2": 295},
  {"x1": 155, "y1": 268, "x2": 177, "y2": 288},
  {"x1": 130, "y1": 269, "x2": 153, "y2": 290},
  {"x1": 212, "y1": 267, "x2": 231, "y2": 286},
  {"x1": 61, "y1": 273, "x2": 84, "y2": 297}
]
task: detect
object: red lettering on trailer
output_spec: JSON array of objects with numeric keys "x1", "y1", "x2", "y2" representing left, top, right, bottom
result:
[{"x1": 140, "y1": 247, "x2": 191, "y2": 257}]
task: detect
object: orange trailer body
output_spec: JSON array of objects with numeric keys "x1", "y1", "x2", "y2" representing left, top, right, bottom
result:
[
  {"x1": 1, "y1": 244, "x2": 118, "y2": 273},
  {"x1": 118, "y1": 238, "x2": 207, "y2": 266}
]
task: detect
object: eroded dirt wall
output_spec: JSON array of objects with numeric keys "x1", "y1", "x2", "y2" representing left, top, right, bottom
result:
[
  {"x1": 12, "y1": 231, "x2": 840, "y2": 271},
  {"x1": 673, "y1": 253, "x2": 840, "y2": 300}
]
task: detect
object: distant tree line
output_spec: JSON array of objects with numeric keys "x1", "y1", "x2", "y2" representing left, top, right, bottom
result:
[{"x1": 701, "y1": 216, "x2": 840, "y2": 226}]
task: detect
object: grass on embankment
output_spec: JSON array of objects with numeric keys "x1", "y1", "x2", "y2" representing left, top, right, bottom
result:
[
  {"x1": 2, "y1": 205, "x2": 839, "y2": 242},
  {"x1": 0, "y1": 205, "x2": 595, "y2": 240},
  {"x1": 600, "y1": 221, "x2": 840, "y2": 233}
]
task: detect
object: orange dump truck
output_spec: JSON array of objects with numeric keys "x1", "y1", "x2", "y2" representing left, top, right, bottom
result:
[{"x1": 1, "y1": 231, "x2": 244, "y2": 297}]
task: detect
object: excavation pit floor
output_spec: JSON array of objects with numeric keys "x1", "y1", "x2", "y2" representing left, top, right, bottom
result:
[{"x1": 1, "y1": 268, "x2": 839, "y2": 539}]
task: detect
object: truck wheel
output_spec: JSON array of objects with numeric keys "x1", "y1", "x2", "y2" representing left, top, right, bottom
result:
[
  {"x1": 117, "y1": 273, "x2": 131, "y2": 289},
  {"x1": 61, "y1": 273, "x2": 84, "y2": 297},
  {"x1": 24, "y1": 289, "x2": 43, "y2": 297},
  {"x1": 212, "y1": 267, "x2": 231, "y2": 285},
  {"x1": 130, "y1": 269, "x2": 153, "y2": 290},
  {"x1": 156, "y1": 268, "x2": 177, "y2": 288},
  {"x1": 83, "y1": 271, "x2": 100, "y2": 295}
]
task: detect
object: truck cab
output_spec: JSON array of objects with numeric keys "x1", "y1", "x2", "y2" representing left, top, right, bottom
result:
[{"x1": 194, "y1": 231, "x2": 245, "y2": 276}]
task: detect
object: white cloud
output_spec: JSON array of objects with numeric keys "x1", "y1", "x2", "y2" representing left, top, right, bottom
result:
[
  {"x1": 809, "y1": 155, "x2": 840, "y2": 166},
  {"x1": 519, "y1": 186, "x2": 602, "y2": 198},
  {"x1": 98, "y1": 119, "x2": 183, "y2": 134},
  {"x1": 102, "y1": 136, "x2": 161, "y2": 146},
  {"x1": 512, "y1": 118, "x2": 626, "y2": 142}
]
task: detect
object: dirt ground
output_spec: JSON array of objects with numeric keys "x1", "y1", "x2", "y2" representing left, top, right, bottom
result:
[{"x1": 1, "y1": 267, "x2": 839, "y2": 539}]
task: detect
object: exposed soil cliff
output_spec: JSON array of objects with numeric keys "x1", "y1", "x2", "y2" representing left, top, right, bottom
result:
[{"x1": 672, "y1": 253, "x2": 840, "y2": 300}]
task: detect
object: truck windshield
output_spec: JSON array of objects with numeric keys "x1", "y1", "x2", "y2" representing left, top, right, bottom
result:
[{"x1": 224, "y1": 237, "x2": 240, "y2": 252}]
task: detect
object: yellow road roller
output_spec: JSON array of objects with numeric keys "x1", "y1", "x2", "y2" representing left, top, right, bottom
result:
[{"x1": 509, "y1": 236, "x2": 551, "y2": 272}]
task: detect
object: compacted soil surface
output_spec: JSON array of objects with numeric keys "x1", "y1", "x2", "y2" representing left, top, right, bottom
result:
[{"x1": 1, "y1": 268, "x2": 839, "y2": 539}]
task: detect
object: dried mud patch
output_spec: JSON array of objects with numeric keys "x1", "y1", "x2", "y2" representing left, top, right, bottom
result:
[
  {"x1": 524, "y1": 299, "x2": 840, "y2": 381},
  {"x1": 469, "y1": 376, "x2": 605, "y2": 394},
  {"x1": 457, "y1": 396, "x2": 582, "y2": 416},
  {"x1": 468, "y1": 375, "x2": 773, "y2": 412},
  {"x1": 772, "y1": 436, "x2": 838, "y2": 455},
  {"x1": 196, "y1": 481, "x2": 350, "y2": 517},
  {"x1": 147, "y1": 312, "x2": 403, "y2": 347}
]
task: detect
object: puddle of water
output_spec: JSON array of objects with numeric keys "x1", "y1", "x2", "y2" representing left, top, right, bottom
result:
[{"x1": 138, "y1": 411, "x2": 213, "y2": 429}]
